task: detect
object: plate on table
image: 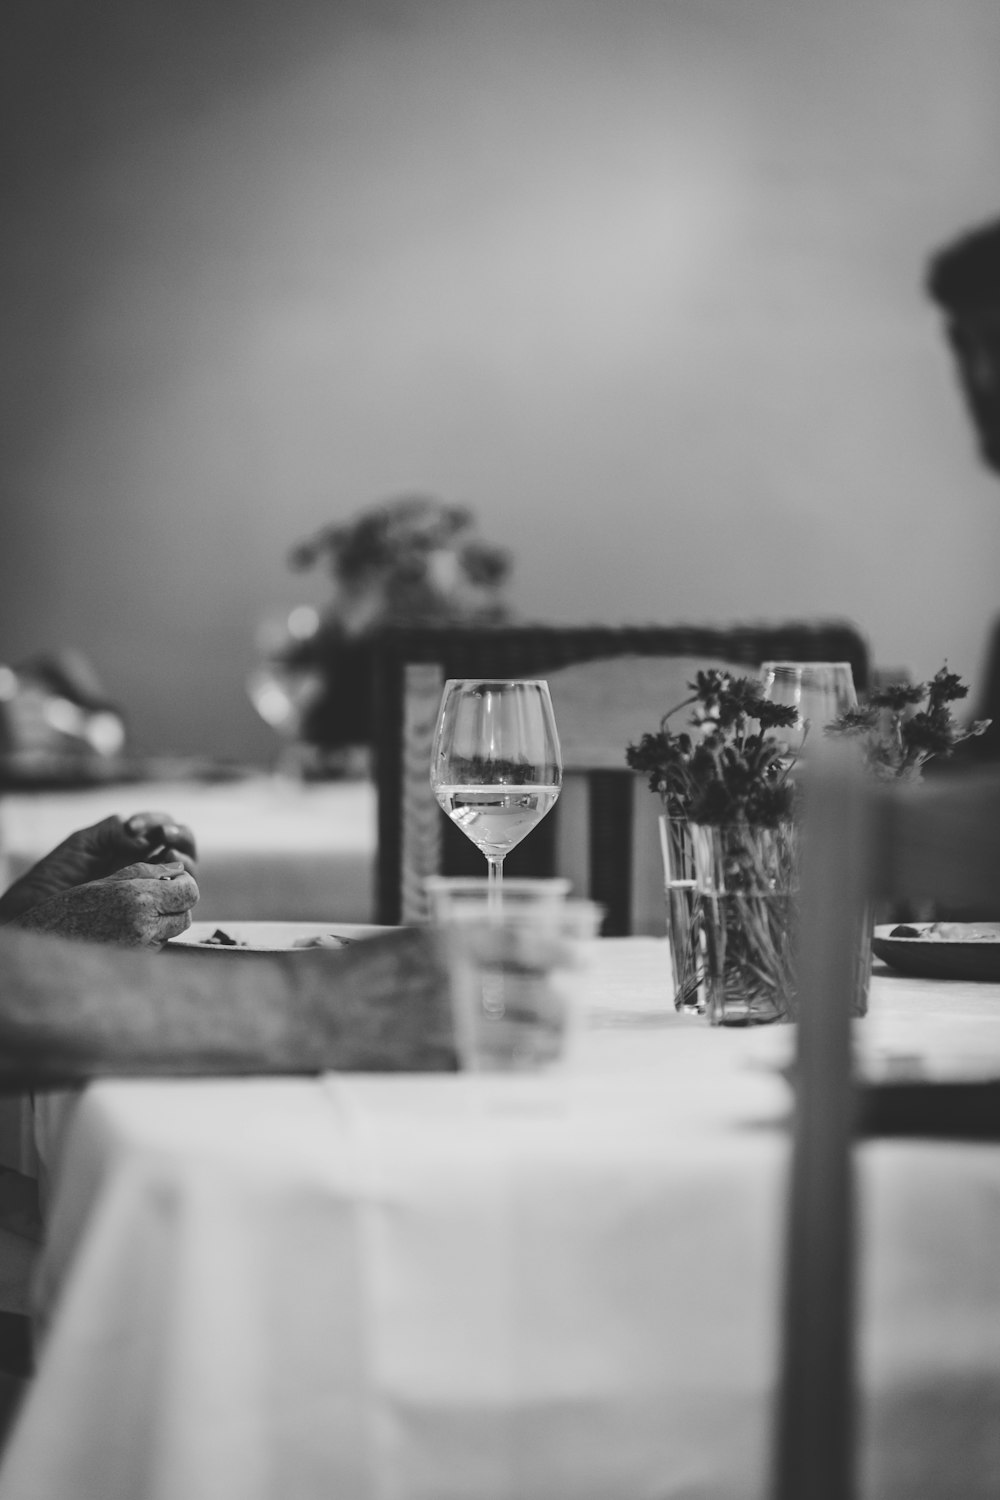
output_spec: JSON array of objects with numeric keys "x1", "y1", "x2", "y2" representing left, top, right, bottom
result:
[
  {"x1": 872, "y1": 922, "x2": 1000, "y2": 982},
  {"x1": 167, "y1": 921, "x2": 392, "y2": 955}
]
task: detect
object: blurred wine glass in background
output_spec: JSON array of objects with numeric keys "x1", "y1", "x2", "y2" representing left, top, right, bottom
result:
[
  {"x1": 759, "y1": 661, "x2": 857, "y2": 751},
  {"x1": 246, "y1": 607, "x2": 323, "y2": 779}
]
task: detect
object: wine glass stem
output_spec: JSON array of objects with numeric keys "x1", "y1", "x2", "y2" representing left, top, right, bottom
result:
[
  {"x1": 483, "y1": 855, "x2": 505, "y2": 1015},
  {"x1": 486, "y1": 856, "x2": 504, "y2": 917}
]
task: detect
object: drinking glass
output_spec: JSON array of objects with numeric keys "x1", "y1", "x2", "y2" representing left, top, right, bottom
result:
[
  {"x1": 759, "y1": 661, "x2": 857, "y2": 750},
  {"x1": 429, "y1": 679, "x2": 562, "y2": 898},
  {"x1": 246, "y1": 610, "x2": 322, "y2": 780},
  {"x1": 427, "y1": 881, "x2": 603, "y2": 1071}
]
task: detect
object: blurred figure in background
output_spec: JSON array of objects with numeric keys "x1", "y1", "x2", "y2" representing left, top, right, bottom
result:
[
  {"x1": 928, "y1": 216, "x2": 1000, "y2": 479},
  {"x1": 927, "y1": 217, "x2": 1000, "y2": 764}
]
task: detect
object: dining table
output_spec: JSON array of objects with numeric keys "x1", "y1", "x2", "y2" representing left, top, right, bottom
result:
[{"x1": 0, "y1": 938, "x2": 999, "y2": 1500}]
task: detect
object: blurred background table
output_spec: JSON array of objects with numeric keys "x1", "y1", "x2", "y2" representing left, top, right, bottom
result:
[
  {"x1": 2, "y1": 944, "x2": 1000, "y2": 1499},
  {"x1": 0, "y1": 775, "x2": 377, "y2": 925}
]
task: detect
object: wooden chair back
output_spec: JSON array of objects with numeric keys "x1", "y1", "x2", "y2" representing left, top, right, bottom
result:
[
  {"x1": 774, "y1": 749, "x2": 1000, "y2": 1500},
  {"x1": 372, "y1": 621, "x2": 871, "y2": 927}
]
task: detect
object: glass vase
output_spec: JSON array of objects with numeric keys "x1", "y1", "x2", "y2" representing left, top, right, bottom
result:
[
  {"x1": 691, "y1": 820, "x2": 799, "y2": 1026},
  {"x1": 658, "y1": 813, "x2": 705, "y2": 1013}
]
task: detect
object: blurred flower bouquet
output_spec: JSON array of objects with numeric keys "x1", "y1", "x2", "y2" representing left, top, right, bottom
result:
[
  {"x1": 627, "y1": 671, "x2": 800, "y2": 1023},
  {"x1": 626, "y1": 670, "x2": 799, "y2": 826},
  {"x1": 824, "y1": 665, "x2": 991, "y2": 780},
  {"x1": 251, "y1": 496, "x2": 513, "y2": 769},
  {"x1": 288, "y1": 494, "x2": 511, "y2": 639},
  {"x1": 825, "y1": 664, "x2": 991, "y2": 933}
]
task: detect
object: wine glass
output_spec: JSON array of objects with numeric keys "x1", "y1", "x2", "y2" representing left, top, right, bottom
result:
[
  {"x1": 246, "y1": 610, "x2": 322, "y2": 781},
  {"x1": 759, "y1": 661, "x2": 858, "y2": 749},
  {"x1": 429, "y1": 679, "x2": 562, "y2": 900}
]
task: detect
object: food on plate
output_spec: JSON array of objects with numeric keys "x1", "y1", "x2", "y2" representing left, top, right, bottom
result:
[
  {"x1": 201, "y1": 928, "x2": 246, "y2": 947},
  {"x1": 888, "y1": 922, "x2": 1000, "y2": 942},
  {"x1": 290, "y1": 932, "x2": 354, "y2": 949},
  {"x1": 196, "y1": 928, "x2": 353, "y2": 950}
]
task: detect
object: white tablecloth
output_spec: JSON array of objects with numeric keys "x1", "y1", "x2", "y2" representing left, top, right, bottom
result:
[{"x1": 3, "y1": 944, "x2": 1000, "y2": 1499}]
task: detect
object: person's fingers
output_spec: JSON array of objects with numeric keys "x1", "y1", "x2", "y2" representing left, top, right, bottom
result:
[
  {"x1": 158, "y1": 823, "x2": 197, "y2": 860},
  {"x1": 103, "y1": 871, "x2": 199, "y2": 946},
  {"x1": 9, "y1": 866, "x2": 197, "y2": 948},
  {"x1": 55, "y1": 815, "x2": 179, "y2": 878},
  {"x1": 123, "y1": 810, "x2": 174, "y2": 838},
  {"x1": 124, "y1": 813, "x2": 197, "y2": 862},
  {"x1": 147, "y1": 845, "x2": 197, "y2": 877},
  {"x1": 156, "y1": 908, "x2": 193, "y2": 942},
  {"x1": 0, "y1": 818, "x2": 142, "y2": 920},
  {"x1": 104, "y1": 866, "x2": 199, "y2": 911},
  {"x1": 148, "y1": 872, "x2": 200, "y2": 913},
  {"x1": 51, "y1": 816, "x2": 129, "y2": 859},
  {"x1": 73, "y1": 815, "x2": 125, "y2": 841},
  {"x1": 105, "y1": 861, "x2": 184, "y2": 883}
]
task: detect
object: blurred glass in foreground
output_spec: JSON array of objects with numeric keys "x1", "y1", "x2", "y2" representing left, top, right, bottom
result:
[{"x1": 426, "y1": 877, "x2": 602, "y2": 1072}]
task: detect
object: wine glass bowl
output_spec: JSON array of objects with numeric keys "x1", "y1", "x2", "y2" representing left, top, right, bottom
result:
[
  {"x1": 759, "y1": 661, "x2": 857, "y2": 747},
  {"x1": 430, "y1": 679, "x2": 562, "y2": 890}
]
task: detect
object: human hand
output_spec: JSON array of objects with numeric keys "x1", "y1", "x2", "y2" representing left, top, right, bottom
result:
[
  {"x1": 120, "y1": 812, "x2": 197, "y2": 871},
  {"x1": 8, "y1": 863, "x2": 199, "y2": 949},
  {"x1": 0, "y1": 812, "x2": 197, "y2": 926}
]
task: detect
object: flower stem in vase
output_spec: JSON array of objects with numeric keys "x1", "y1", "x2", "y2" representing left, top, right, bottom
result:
[{"x1": 692, "y1": 821, "x2": 799, "y2": 1026}]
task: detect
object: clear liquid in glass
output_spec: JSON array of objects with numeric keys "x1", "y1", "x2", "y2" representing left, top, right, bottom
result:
[{"x1": 434, "y1": 784, "x2": 561, "y2": 859}]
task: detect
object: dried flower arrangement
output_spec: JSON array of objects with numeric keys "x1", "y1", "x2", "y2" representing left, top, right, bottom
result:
[
  {"x1": 625, "y1": 669, "x2": 800, "y2": 825},
  {"x1": 260, "y1": 496, "x2": 512, "y2": 757},
  {"x1": 625, "y1": 662, "x2": 990, "y2": 1025},
  {"x1": 289, "y1": 495, "x2": 511, "y2": 636},
  {"x1": 824, "y1": 665, "x2": 991, "y2": 781},
  {"x1": 626, "y1": 669, "x2": 802, "y2": 1022}
]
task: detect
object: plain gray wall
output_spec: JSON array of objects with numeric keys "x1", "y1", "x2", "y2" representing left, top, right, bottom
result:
[{"x1": 2, "y1": 0, "x2": 999, "y2": 762}]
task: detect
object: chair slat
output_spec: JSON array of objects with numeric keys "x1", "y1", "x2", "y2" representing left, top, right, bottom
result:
[
  {"x1": 774, "y1": 753, "x2": 868, "y2": 1500},
  {"x1": 553, "y1": 775, "x2": 591, "y2": 901},
  {"x1": 400, "y1": 663, "x2": 445, "y2": 925},
  {"x1": 629, "y1": 783, "x2": 668, "y2": 937}
]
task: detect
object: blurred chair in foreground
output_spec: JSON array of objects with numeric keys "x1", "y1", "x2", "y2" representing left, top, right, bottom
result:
[
  {"x1": 372, "y1": 621, "x2": 871, "y2": 930},
  {"x1": 774, "y1": 749, "x2": 1000, "y2": 1500}
]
